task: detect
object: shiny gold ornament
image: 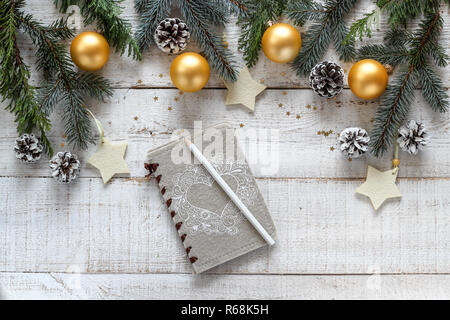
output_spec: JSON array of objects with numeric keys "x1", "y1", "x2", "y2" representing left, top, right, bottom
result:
[
  {"x1": 261, "y1": 23, "x2": 302, "y2": 63},
  {"x1": 170, "y1": 52, "x2": 210, "y2": 92},
  {"x1": 70, "y1": 32, "x2": 110, "y2": 71},
  {"x1": 348, "y1": 59, "x2": 388, "y2": 100}
]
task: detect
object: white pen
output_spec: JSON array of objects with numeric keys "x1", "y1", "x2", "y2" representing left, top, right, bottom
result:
[{"x1": 184, "y1": 138, "x2": 275, "y2": 246}]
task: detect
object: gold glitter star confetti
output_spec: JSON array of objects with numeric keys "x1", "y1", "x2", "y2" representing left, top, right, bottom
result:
[
  {"x1": 153, "y1": 96, "x2": 158, "y2": 101},
  {"x1": 239, "y1": 123, "x2": 244, "y2": 128},
  {"x1": 296, "y1": 114, "x2": 301, "y2": 119},
  {"x1": 278, "y1": 103, "x2": 283, "y2": 108}
]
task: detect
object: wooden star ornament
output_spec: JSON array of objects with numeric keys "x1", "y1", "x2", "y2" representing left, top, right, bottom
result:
[
  {"x1": 356, "y1": 165, "x2": 402, "y2": 210},
  {"x1": 224, "y1": 67, "x2": 266, "y2": 112},
  {"x1": 88, "y1": 138, "x2": 130, "y2": 183}
]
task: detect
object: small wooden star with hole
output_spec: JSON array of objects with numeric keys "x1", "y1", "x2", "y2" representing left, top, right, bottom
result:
[
  {"x1": 356, "y1": 166, "x2": 402, "y2": 210},
  {"x1": 88, "y1": 139, "x2": 130, "y2": 183}
]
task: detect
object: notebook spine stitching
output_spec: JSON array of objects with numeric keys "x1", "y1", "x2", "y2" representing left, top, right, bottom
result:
[{"x1": 145, "y1": 162, "x2": 198, "y2": 264}]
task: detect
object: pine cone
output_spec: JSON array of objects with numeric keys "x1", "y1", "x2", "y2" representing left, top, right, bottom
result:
[
  {"x1": 49, "y1": 151, "x2": 80, "y2": 183},
  {"x1": 338, "y1": 127, "x2": 370, "y2": 158},
  {"x1": 154, "y1": 18, "x2": 190, "y2": 54},
  {"x1": 14, "y1": 133, "x2": 43, "y2": 163},
  {"x1": 310, "y1": 61, "x2": 344, "y2": 98},
  {"x1": 397, "y1": 120, "x2": 429, "y2": 155}
]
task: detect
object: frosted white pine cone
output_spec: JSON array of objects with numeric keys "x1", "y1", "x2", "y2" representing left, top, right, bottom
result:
[
  {"x1": 310, "y1": 61, "x2": 344, "y2": 98},
  {"x1": 397, "y1": 120, "x2": 429, "y2": 155},
  {"x1": 49, "y1": 151, "x2": 80, "y2": 183},
  {"x1": 154, "y1": 18, "x2": 190, "y2": 54},
  {"x1": 338, "y1": 127, "x2": 370, "y2": 158},
  {"x1": 14, "y1": 133, "x2": 44, "y2": 163}
]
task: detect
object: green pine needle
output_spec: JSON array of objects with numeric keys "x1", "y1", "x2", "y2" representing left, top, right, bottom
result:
[
  {"x1": 134, "y1": 0, "x2": 171, "y2": 51},
  {"x1": 1, "y1": 0, "x2": 114, "y2": 152},
  {"x1": 362, "y1": 10, "x2": 449, "y2": 157},
  {"x1": 289, "y1": 0, "x2": 357, "y2": 76},
  {"x1": 179, "y1": 0, "x2": 238, "y2": 81},
  {"x1": 345, "y1": 6, "x2": 380, "y2": 44},
  {"x1": 0, "y1": 0, "x2": 53, "y2": 155},
  {"x1": 370, "y1": 68, "x2": 417, "y2": 158},
  {"x1": 419, "y1": 67, "x2": 449, "y2": 113}
]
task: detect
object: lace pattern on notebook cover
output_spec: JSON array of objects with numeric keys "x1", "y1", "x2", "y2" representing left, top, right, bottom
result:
[{"x1": 171, "y1": 163, "x2": 258, "y2": 236}]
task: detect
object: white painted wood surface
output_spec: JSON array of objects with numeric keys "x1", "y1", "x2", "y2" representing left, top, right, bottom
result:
[{"x1": 1, "y1": 0, "x2": 450, "y2": 300}]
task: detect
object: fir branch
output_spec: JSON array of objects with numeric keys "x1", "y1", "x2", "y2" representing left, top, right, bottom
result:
[
  {"x1": 357, "y1": 44, "x2": 409, "y2": 67},
  {"x1": 286, "y1": 0, "x2": 324, "y2": 27},
  {"x1": 198, "y1": 0, "x2": 230, "y2": 27},
  {"x1": 384, "y1": 28, "x2": 413, "y2": 47},
  {"x1": 370, "y1": 68, "x2": 417, "y2": 157},
  {"x1": 364, "y1": 10, "x2": 448, "y2": 156},
  {"x1": 135, "y1": 0, "x2": 151, "y2": 13},
  {"x1": 333, "y1": 20, "x2": 356, "y2": 61},
  {"x1": 380, "y1": 0, "x2": 441, "y2": 28},
  {"x1": 134, "y1": 0, "x2": 171, "y2": 51},
  {"x1": 0, "y1": 0, "x2": 52, "y2": 154},
  {"x1": 290, "y1": 0, "x2": 357, "y2": 76},
  {"x1": 55, "y1": 0, "x2": 141, "y2": 60},
  {"x1": 178, "y1": 0, "x2": 238, "y2": 81},
  {"x1": 418, "y1": 67, "x2": 449, "y2": 113},
  {"x1": 344, "y1": 6, "x2": 380, "y2": 43},
  {"x1": 292, "y1": 23, "x2": 332, "y2": 76},
  {"x1": 237, "y1": 0, "x2": 284, "y2": 68},
  {"x1": 18, "y1": 8, "x2": 113, "y2": 150}
]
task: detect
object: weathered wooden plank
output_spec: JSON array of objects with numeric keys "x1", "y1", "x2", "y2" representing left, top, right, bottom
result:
[
  {"x1": 2, "y1": 89, "x2": 449, "y2": 178},
  {"x1": 1, "y1": 177, "x2": 450, "y2": 274},
  {"x1": 2, "y1": 272, "x2": 450, "y2": 299},
  {"x1": 17, "y1": 1, "x2": 450, "y2": 88}
]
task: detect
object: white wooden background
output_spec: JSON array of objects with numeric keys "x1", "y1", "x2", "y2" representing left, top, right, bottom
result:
[{"x1": 2, "y1": 0, "x2": 450, "y2": 300}]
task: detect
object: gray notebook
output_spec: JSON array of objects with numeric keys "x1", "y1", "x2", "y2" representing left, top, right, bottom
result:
[{"x1": 145, "y1": 123, "x2": 276, "y2": 273}]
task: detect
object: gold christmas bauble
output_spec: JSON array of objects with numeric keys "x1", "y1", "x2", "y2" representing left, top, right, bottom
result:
[
  {"x1": 70, "y1": 31, "x2": 110, "y2": 71},
  {"x1": 261, "y1": 23, "x2": 301, "y2": 63},
  {"x1": 348, "y1": 59, "x2": 388, "y2": 100},
  {"x1": 170, "y1": 52, "x2": 210, "y2": 92}
]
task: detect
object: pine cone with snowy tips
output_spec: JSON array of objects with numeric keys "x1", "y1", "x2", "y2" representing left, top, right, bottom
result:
[
  {"x1": 154, "y1": 18, "x2": 190, "y2": 54},
  {"x1": 49, "y1": 151, "x2": 80, "y2": 183},
  {"x1": 338, "y1": 127, "x2": 370, "y2": 158},
  {"x1": 310, "y1": 61, "x2": 344, "y2": 98},
  {"x1": 397, "y1": 120, "x2": 429, "y2": 155},
  {"x1": 14, "y1": 133, "x2": 43, "y2": 163}
]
